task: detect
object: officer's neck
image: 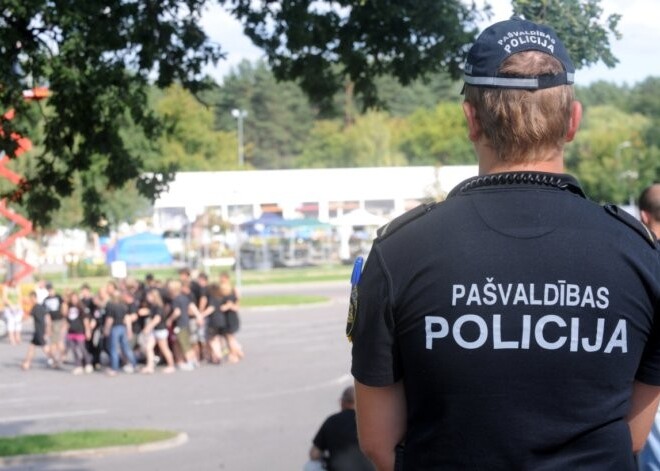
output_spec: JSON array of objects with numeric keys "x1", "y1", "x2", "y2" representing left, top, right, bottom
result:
[{"x1": 477, "y1": 144, "x2": 565, "y2": 176}]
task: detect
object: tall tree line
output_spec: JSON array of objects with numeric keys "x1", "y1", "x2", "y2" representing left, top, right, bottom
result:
[
  {"x1": 184, "y1": 60, "x2": 660, "y2": 206},
  {"x1": 7, "y1": 58, "x2": 658, "y2": 231}
]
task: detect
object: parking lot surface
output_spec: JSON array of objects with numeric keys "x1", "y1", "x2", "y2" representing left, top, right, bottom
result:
[{"x1": 0, "y1": 281, "x2": 352, "y2": 471}]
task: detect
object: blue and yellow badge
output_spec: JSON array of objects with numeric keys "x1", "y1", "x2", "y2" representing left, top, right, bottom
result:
[{"x1": 346, "y1": 256, "x2": 363, "y2": 343}]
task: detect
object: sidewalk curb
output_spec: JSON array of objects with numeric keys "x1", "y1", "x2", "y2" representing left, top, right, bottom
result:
[{"x1": 0, "y1": 431, "x2": 188, "y2": 466}]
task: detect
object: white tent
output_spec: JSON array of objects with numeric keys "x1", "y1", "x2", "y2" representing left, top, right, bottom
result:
[
  {"x1": 331, "y1": 209, "x2": 389, "y2": 261},
  {"x1": 330, "y1": 209, "x2": 389, "y2": 227}
]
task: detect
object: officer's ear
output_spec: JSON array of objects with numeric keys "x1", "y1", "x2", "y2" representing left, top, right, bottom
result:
[
  {"x1": 640, "y1": 209, "x2": 651, "y2": 228},
  {"x1": 565, "y1": 101, "x2": 582, "y2": 143},
  {"x1": 462, "y1": 101, "x2": 481, "y2": 142}
]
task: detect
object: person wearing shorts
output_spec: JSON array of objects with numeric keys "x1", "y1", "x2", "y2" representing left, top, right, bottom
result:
[
  {"x1": 167, "y1": 280, "x2": 200, "y2": 371},
  {"x1": 4, "y1": 301, "x2": 23, "y2": 346},
  {"x1": 22, "y1": 292, "x2": 50, "y2": 370},
  {"x1": 139, "y1": 288, "x2": 175, "y2": 374}
]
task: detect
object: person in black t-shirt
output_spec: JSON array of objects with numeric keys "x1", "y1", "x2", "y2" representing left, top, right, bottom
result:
[
  {"x1": 307, "y1": 386, "x2": 374, "y2": 471},
  {"x1": 80, "y1": 283, "x2": 102, "y2": 370},
  {"x1": 167, "y1": 279, "x2": 201, "y2": 370},
  {"x1": 21, "y1": 291, "x2": 51, "y2": 370},
  {"x1": 351, "y1": 17, "x2": 660, "y2": 471},
  {"x1": 219, "y1": 273, "x2": 243, "y2": 363},
  {"x1": 178, "y1": 267, "x2": 201, "y2": 305},
  {"x1": 139, "y1": 288, "x2": 175, "y2": 374},
  {"x1": 64, "y1": 291, "x2": 92, "y2": 375},
  {"x1": 202, "y1": 282, "x2": 229, "y2": 364},
  {"x1": 123, "y1": 288, "x2": 143, "y2": 361},
  {"x1": 103, "y1": 290, "x2": 137, "y2": 376},
  {"x1": 42, "y1": 282, "x2": 64, "y2": 367}
]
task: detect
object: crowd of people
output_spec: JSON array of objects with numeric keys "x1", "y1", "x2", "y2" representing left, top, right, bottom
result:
[{"x1": 11, "y1": 268, "x2": 243, "y2": 375}]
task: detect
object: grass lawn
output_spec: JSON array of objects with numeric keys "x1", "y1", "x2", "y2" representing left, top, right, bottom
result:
[
  {"x1": 129, "y1": 264, "x2": 352, "y2": 285},
  {"x1": 0, "y1": 429, "x2": 176, "y2": 457}
]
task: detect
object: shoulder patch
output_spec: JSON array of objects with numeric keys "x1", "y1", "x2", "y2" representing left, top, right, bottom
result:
[
  {"x1": 346, "y1": 256, "x2": 363, "y2": 343},
  {"x1": 603, "y1": 204, "x2": 657, "y2": 248},
  {"x1": 346, "y1": 283, "x2": 358, "y2": 343},
  {"x1": 377, "y1": 201, "x2": 439, "y2": 240}
]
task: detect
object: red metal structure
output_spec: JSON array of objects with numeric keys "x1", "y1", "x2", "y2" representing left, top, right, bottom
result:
[{"x1": 0, "y1": 87, "x2": 49, "y2": 285}]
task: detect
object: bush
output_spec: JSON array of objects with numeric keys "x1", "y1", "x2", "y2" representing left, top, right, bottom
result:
[{"x1": 67, "y1": 261, "x2": 110, "y2": 278}]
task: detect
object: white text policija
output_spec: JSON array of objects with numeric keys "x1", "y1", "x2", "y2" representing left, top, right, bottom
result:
[
  {"x1": 425, "y1": 315, "x2": 627, "y2": 353},
  {"x1": 452, "y1": 280, "x2": 609, "y2": 309},
  {"x1": 497, "y1": 30, "x2": 556, "y2": 54}
]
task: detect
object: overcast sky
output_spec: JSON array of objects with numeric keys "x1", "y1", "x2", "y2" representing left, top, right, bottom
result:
[{"x1": 201, "y1": 0, "x2": 660, "y2": 87}]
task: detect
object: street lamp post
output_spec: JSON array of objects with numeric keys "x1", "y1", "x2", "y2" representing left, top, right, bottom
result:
[{"x1": 231, "y1": 109, "x2": 247, "y2": 167}]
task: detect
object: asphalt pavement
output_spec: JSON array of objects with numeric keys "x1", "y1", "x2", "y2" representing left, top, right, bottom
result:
[{"x1": 0, "y1": 281, "x2": 353, "y2": 471}]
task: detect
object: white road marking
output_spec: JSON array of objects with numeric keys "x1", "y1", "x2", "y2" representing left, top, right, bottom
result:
[
  {"x1": 0, "y1": 396, "x2": 51, "y2": 405},
  {"x1": 241, "y1": 328, "x2": 344, "y2": 343},
  {"x1": 192, "y1": 374, "x2": 353, "y2": 406},
  {"x1": 0, "y1": 409, "x2": 107, "y2": 424}
]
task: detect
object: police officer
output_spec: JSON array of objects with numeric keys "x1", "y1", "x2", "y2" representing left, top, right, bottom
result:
[
  {"x1": 636, "y1": 184, "x2": 660, "y2": 471},
  {"x1": 640, "y1": 184, "x2": 660, "y2": 242},
  {"x1": 349, "y1": 17, "x2": 660, "y2": 471}
]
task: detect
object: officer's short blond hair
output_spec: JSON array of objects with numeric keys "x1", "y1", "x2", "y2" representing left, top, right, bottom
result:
[{"x1": 464, "y1": 51, "x2": 575, "y2": 163}]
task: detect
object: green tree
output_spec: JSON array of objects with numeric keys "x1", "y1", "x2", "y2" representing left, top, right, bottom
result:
[
  {"x1": 627, "y1": 77, "x2": 660, "y2": 149},
  {"x1": 297, "y1": 112, "x2": 405, "y2": 168},
  {"x1": 229, "y1": 0, "x2": 480, "y2": 111},
  {"x1": 567, "y1": 105, "x2": 651, "y2": 204},
  {"x1": 155, "y1": 85, "x2": 238, "y2": 171},
  {"x1": 231, "y1": 0, "x2": 619, "y2": 111},
  {"x1": 573, "y1": 79, "x2": 660, "y2": 191},
  {"x1": 50, "y1": 177, "x2": 151, "y2": 230},
  {"x1": 374, "y1": 72, "x2": 461, "y2": 117},
  {"x1": 0, "y1": 0, "x2": 622, "y2": 229},
  {"x1": 211, "y1": 60, "x2": 316, "y2": 169},
  {"x1": 628, "y1": 77, "x2": 660, "y2": 117},
  {"x1": 346, "y1": 112, "x2": 407, "y2": 167},
  {"x1": 297, "y1": 120, "x2": 351, "y2": 168},
  {"x1": 399, "y1": 102, "x2": 474, "y2": 165},
  {"x1": 576, "y1": 81, "x2": 630, "y2": 111},
  {"x1": 512, "y1": 0, "x2": 621, "y2": 68},
  {"x1": 1, "y1": 0, "x2": 222, "y2": 230}
]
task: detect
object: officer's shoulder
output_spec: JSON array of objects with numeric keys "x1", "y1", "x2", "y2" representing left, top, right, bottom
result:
[
  {"x1": 376, "y1": 201, "x2": 440, "y2": 240},
  {"x1": 603, "y1": 203, "x2": 657, "y2": 249}
]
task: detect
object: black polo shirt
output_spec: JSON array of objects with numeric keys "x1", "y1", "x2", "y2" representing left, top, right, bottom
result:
[{"x1": 351, "y1": 172, "x2": 660, "y2": 470}]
